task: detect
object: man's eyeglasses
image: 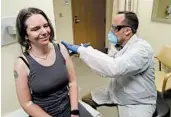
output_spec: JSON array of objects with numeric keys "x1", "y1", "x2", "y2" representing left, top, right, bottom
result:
[{"x1": 111, "y1": 24, "x2": 135, "y2": 32}]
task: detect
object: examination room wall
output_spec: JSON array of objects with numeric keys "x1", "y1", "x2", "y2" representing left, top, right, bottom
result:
[
  {"x1": 1, "y1": 0, "x2": 171, "y2": 116},
  {"x1": 137, "y1": 0, "x2": 171, "y2": 54}
]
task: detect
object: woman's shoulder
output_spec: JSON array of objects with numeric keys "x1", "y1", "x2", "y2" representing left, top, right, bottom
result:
[
  {"x1": 58, "y1": 43, "x2": 70, "y2": 59},
  {"x1": 52, "y1": 41, "x2": 69, "y2": 57},
  {"x1": 14, "y1": 54, "x2": 29, "y2": 73}
]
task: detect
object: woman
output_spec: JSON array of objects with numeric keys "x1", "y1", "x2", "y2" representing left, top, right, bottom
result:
[{"x1": 14, "y1": 7, "x2": 79, "y2": 117}]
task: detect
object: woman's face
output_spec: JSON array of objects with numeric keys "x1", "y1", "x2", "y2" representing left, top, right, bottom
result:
[{"x1": 25, "y1": 14, "x2": 51, "y2": 46}]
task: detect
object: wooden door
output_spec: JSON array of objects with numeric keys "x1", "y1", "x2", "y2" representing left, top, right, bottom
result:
[{"x1": 71, "y1": 0, "x2": 106, "y2": 51}]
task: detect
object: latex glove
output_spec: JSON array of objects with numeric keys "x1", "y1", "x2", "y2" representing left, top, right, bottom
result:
[
  {"x1": 61, "y1": 41, "x2": 80, "y2": 54},
  {"x1": 61, "y1": 41, "x2": 90, "y2": 54},
  {"x1": 81, "y1": 42, "x2": 90, "y2": 47}
]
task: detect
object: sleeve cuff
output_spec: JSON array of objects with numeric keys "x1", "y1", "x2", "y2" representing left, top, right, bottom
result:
[{"x1": 77, "y1": 46, "x2": 85, "y2": 53}]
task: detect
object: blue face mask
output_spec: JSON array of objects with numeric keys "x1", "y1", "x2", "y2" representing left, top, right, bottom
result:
[{"x1": 108, "y1": 31, "x2": 118, "y2": 45}]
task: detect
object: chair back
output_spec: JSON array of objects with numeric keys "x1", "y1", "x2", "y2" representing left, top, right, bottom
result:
[{"x1": 156, "y1": 45, "x2": 171, "y2": 69}]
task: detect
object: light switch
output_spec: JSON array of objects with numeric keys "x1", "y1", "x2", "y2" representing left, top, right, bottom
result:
[
  {"x1": 1, "y1": 16, "x2": 17, "y2": 46},
  {"x1": 59, "y1": 13, "x2": 63, "y2": 17}
]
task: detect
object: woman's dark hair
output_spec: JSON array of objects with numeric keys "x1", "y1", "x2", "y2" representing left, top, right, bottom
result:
[
  {"x1": 117, "y1": 11, "x2": 139, "y2": 34},
  {"x1": 16, "y1": 7, "x2": 55, "y2": 53}
]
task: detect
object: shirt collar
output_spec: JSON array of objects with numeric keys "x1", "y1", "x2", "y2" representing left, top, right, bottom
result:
[
  {"x1": 115, "y1": 34, "x2": 138, "y2": 51},
  {"x1": 122, "y1": 34, "x2": 138, "y2": 48}
]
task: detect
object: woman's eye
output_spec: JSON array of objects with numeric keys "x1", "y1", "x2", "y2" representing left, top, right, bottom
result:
[
  {"x1": 31, "y1": 26, "x2": 40, "y2": 31},
  {"x1": 44, "y1": 24, "x2": 49, "y2": 27}
]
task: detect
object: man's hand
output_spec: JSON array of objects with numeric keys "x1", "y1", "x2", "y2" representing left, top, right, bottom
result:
[
  {"x1": 61, "y1": 41, "x2": 80, "y2": 54},
  {"x1": 61, "y1": 41, "x2": 90, "y2": 54},
  {"x1": 81, "y1": 42, "x2": 90, "y2": 47}
]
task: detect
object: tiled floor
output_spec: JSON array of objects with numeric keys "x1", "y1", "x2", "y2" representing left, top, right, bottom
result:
[{"x1": 72, "y1": 56, "x2": 171, "y2": 117}]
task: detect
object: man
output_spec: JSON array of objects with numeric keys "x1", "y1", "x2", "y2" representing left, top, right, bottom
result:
[{"x1": 62, "y1": 11, "x2": 157, "y2": 117}]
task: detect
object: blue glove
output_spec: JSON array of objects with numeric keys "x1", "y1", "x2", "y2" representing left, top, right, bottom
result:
[
  {"x1": 61, "y1": 41, "x2": 80, "y2": 54},
  {"x1": 81, "y1": 42, "x2": 90, "y2": 47}
]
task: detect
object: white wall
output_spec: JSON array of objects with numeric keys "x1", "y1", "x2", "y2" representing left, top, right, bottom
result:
[
  {"x1": 1, "y1": 0, "x2": 55, "y2": 115},
  {"x1": 105, "y1": 0, "x2": 114, "y2": 47},
  {"x1": 53, "y1": 0, "x2": 73, "y2": 43},
  {"x1": 137, "y1": 0, "x2": 171, "y2": 53}
]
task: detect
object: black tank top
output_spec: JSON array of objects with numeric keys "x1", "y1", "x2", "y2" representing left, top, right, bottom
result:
[{"x1": 23, "y1": 43, "x2": 71, "y2": 117}]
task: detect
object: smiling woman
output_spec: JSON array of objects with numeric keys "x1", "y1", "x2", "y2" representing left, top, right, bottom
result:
[
  {"x1": 14, "y1": 7, "x2": 79, "y2": 117},
  {"x1": 25, "y1": 14, "x2": 51, "y2": 47}
]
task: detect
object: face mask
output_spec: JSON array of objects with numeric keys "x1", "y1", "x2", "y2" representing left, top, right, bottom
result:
[{"x1": 108, "y1": 31, "x2": 118, "y2": 45}]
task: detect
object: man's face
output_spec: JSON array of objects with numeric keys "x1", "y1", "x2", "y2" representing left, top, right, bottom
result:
[{"x1": 111, "y1": 14, "x2": 131, "y2": 45}]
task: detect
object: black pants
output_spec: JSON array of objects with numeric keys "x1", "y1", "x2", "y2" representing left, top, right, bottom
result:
[{"x1": 82, "y1": 93, "x2": 117, "y2": 109}]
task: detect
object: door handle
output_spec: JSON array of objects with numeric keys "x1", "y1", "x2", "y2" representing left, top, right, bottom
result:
[
  {"x1": 75, "y1": 19, "x2": 80, "y2": 23},
  {"x1": 74, "y1": 16, "x2": 80, "y2": 23}
]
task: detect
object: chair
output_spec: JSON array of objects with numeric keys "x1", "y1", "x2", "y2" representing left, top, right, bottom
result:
[
  {"x1": 154, "y1": 45, "x2": 171, "y2": 117},
  {"x1": 152, "y1": 91, "x2": 170, "y2": 117},
  {"x1": 79, "y1": 100, "x2": 102, "y2": 117},
  {"x1": 155, "y1": 45, "x2": 171, "y2": 94}
]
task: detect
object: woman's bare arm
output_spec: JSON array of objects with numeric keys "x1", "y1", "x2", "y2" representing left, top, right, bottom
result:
[
  {"x1": 59, "y1": 44, "x2": 79, "y2": 110},
  {"x1": 14, "y1": 56, "x2": 52, "y2": 117}
]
